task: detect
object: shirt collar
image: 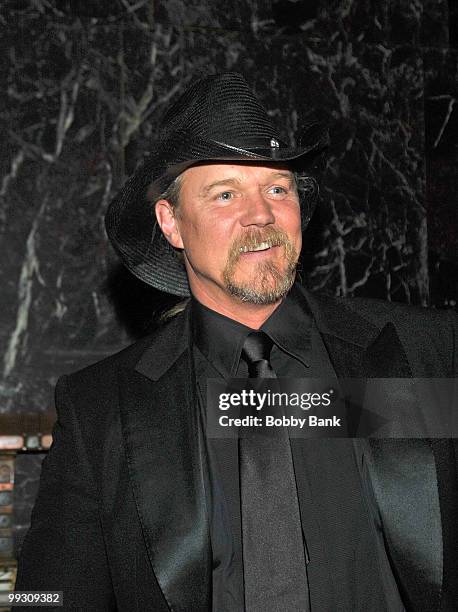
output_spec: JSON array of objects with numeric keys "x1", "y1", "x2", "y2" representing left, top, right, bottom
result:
[
  {"x1": 191, "y1": 283, "x2": 312, "y2": 378},
  {"x1": 261, "y1": 283, "x2": 312, "y2": 368}
]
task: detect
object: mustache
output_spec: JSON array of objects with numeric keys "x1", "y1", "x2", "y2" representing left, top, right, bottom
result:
[{"x1": 227, "y1": 226, "x2": 292, "y2": 261}]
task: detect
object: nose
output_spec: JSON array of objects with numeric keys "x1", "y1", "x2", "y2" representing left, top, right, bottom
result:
[{"x1": 239, "y1": 190, "x2": 275, "y2": 227}]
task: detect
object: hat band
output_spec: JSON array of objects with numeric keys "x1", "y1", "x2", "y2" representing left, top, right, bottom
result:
[{"x1": 210, "y1": 136, "x2": 288, "y2": 151}]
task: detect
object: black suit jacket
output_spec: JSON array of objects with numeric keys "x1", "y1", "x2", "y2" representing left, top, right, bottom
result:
[{"x1": 15, "y1": 288, "x2": 458, "y2": 611}]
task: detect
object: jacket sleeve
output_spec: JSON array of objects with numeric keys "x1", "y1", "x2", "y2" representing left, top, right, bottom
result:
[{"x1": 14, "y1": 375, "x2": 117, "y2": 611}]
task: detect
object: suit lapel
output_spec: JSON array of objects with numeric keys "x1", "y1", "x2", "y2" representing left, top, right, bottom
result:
[
  {"x1": 362, "y1": 324, "x2": 442, "y2": 611},
  {"x1": 364, "y1": 439, "x2": 442, "y2": 612},
  {"x1": 301, "y1": 288, "x2": 442, "y2": 611},
  {"x1": 300, "y1": 287, "x2": 408, "y2": 378},
  {"x1": 119, "y1": 308, "x2": 211, "y2": 612}
]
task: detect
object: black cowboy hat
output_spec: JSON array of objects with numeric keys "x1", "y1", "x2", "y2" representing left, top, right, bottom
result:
[{"x1": 105, "y1": 72, "x2": 328, "y2": 297}]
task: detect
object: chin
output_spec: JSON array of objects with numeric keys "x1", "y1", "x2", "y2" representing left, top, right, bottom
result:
[{"x1": 224, "y1": 262, "x2": 296, "y2": 305}]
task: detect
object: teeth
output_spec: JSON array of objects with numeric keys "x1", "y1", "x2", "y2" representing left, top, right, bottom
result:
[
  {"x1": 240, "y1": 241, "x2": 276, "y2": 253},
  {"x1": 252, "y1": 242, "x2": 270, "y2": 251}
]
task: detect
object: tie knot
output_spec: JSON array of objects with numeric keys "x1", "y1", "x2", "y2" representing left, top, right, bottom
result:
[
  {"x1": 242, "y1": 332, "x2": 275, "y2": 378},
  {"x1": 242, "y1": 331, "x2": 273, "y2": 363}
]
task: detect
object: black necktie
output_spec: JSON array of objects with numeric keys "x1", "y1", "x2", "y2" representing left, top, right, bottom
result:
[{"x1": 239, "y1": 331, "x2": 310, "y2": 611}]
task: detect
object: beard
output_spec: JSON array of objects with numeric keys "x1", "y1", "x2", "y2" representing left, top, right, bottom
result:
[{"x1": 222, "y1": 226, "x2": 299, "y2": 305}]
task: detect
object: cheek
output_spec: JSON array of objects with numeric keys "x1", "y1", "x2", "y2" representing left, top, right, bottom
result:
[
  {"x1": 277, "y1": 203, "x2": 301, "y2": 233},
  {"x1": 182, "y1": 217, "x2": 231, "y2": 261}
]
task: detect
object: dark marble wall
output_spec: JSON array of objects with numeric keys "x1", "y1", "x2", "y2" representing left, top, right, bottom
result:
[{"x1": 1, "y1": 0, "x2": 456, "y2": 553}]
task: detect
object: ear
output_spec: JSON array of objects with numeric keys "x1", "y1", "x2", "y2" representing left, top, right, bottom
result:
[{"x1": 155, "y1": 199, "x2": 184, "y2": 249}]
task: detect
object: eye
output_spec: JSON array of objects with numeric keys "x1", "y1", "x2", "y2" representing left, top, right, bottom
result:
[
  {"x1": 269, "y1": 186, "x2": 288, "y2": 196},
  {"x1": 217, "y1": 191, "x2": 234, "y2": 201}
]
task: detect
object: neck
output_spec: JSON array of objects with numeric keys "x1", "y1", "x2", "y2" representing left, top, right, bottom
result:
[{"x1": 189, "y1": 279, "x2": 283, "y2": 329}]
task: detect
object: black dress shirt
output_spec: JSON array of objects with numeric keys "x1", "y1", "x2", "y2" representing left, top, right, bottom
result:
[{"x1": 191, "y1": 284, "x2": 405, "y2": 611}]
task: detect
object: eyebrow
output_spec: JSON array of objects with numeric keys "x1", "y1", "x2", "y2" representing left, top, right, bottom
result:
[
  {"x1": 200, "y1": 171, "x2": 294, "y2": 197},
  {"x1": 200, "y1": 177, "x2": 242, "y2": 197}
]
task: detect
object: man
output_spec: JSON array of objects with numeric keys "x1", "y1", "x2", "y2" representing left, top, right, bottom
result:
[{"x1": 16, "y1": 73, "x2": 457, "y2": 611}]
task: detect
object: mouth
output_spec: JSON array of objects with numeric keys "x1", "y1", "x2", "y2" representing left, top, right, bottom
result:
[{"x1": 239, "y1": 239, "x2": 283, "y2": 254}]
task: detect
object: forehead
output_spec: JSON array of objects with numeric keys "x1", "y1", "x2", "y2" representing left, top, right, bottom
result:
[{"x1": 179, "y1": 161, "x2": 294, "y2": 191}]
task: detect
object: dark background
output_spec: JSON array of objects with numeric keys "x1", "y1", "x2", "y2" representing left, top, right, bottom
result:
[{"x1": 0, "y1": 0, "x2": 456, "y2": 555}]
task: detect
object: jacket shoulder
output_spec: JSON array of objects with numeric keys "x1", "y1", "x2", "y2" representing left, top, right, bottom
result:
[
  {"x1": 304, "y1": 286, "x2": 456, "y2": 375},
  {"x1": 304, "y1": 285, "x2": 455, "y2": 329},
  {"x1": 64, "y1": 310, "x2": 187, "y2": 397},
  {"x1": 341, "y1": 295, "x2": 455, "y2": 327},
  {"x1": 332, "y1": 294, "x2": 456, "y2": 374}
]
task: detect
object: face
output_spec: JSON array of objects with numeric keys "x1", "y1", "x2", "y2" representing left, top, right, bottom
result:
[{"x1": 155, "y1": 162, "x2": 302, "y2": 306}]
